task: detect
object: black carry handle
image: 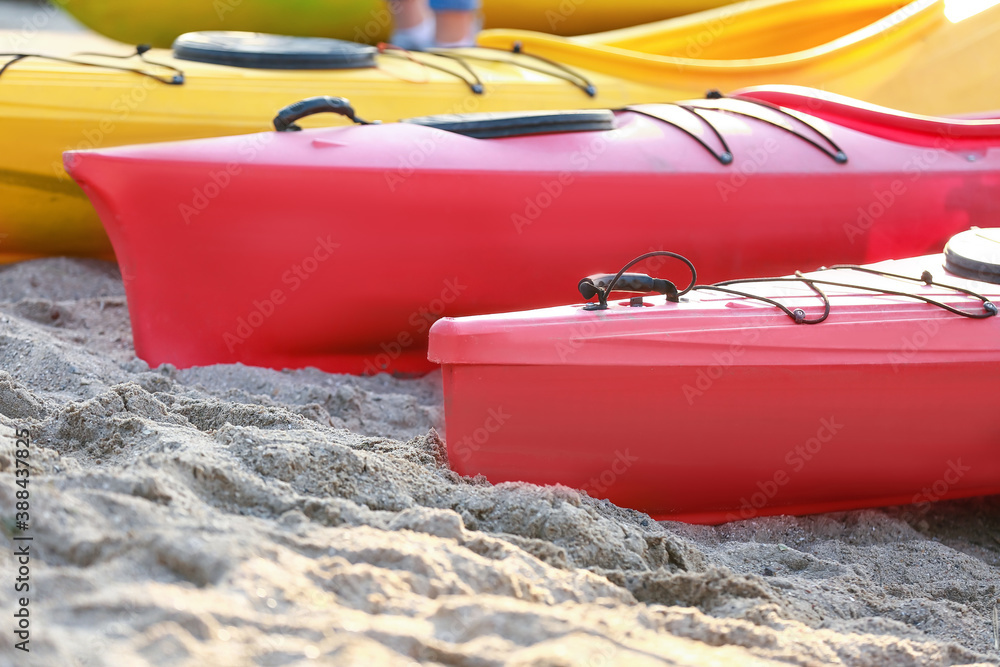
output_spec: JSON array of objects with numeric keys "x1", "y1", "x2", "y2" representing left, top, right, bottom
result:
[
  {"x1": 578, "y1": 273, "x2": 678, "y2": 300},
  {"x1": 578, "y1": 251, "x2": 698, "y2": 310},
  {"x1": 273, "y1": 96, "x2": 376, "y2": 131}
]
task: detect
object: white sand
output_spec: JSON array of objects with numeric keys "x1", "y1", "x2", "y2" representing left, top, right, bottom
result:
[{"x1": 0, "y1": 258, "x2": 997, "y2": 666}]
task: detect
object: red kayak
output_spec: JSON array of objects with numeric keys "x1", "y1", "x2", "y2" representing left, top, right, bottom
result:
[
  {"x1": 427, "y1": 228, "x2": 1000, "y2": 523},
  {"x1": 65, "y1": 86, "x2": 1000, "y2": 375}
]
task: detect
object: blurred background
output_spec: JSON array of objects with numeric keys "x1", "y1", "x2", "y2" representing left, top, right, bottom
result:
[{"x1": 0, "y1": 0, "x2": 83, "y2": 31}]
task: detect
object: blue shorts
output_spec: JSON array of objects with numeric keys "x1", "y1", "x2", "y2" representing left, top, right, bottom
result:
[{"x1": 429, "y1": 0, "x2": 480, "y2": 10}]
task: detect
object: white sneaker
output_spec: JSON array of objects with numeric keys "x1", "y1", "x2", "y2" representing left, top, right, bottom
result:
[{"x1": 390, "y1": 15, "x2": 436, "y2": 51}]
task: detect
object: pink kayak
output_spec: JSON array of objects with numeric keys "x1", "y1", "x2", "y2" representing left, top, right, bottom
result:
[
  {"x1": 428, "y1": 228, "x2": 1000, "y2": 523},
  {"x1": 65, "y1": 86, "x2": 1000, "y2": 375}
]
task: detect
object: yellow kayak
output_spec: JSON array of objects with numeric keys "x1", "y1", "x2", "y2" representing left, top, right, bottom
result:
[
  {"x1": 0, "y1": 32, "x2": 668, "y2": 263},
  {"x1": 479, "y1": 0, "x2": 1000, "y2": 116},
  {"x1": 59, "y1": 0, "x2": 743, "y2": 46},
  {"x1": 2, "y1": 0, "x2": 999, "y2": 262}
]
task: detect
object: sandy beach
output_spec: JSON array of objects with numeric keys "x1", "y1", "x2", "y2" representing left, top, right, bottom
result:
[
  {"x1": 0, "y1": 264, "x2": 998, "y2": 667},
  {"x1": 1, "y1": 1, "x2": 1000, "y2": 665}
]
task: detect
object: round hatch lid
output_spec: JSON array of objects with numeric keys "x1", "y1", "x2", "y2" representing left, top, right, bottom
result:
[
  {"x1": 173, "y1": 31, "x2": 376, "y2": 70},
  {"x1": 944, "y1": 227, "x2": 1000, "y2": 284},
  {"x1": 402, "y1": 109, "x2": 616, "y2": 139}
]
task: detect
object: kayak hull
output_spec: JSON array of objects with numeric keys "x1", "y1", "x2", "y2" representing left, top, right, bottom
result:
[
  {"x1": 428, "y1": 251, "x2": 1000, "y2": 523},
  {"x1": 438, "y1": 361, "x2": 1000, "y2": 524},
  {"x1": 64, "y1": 92, "x2": 1000, "y2": 375}
]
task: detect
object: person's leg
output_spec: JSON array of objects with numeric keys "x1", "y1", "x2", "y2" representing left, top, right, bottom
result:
[
  {"x1": 389, "y1": 0, "x2": 435, "y2": 50},
  {"x1": 429, "y1": 0, "x2": 480, "y2": 47},
  {"x1": 390, "y1": 0, "x2": 430, "y2": 30}
]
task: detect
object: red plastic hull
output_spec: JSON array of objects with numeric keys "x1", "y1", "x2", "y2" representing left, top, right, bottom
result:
[
  {"x1": 65, "y1": 90, "x2": 1000, "y2": 374},
  {"x1": 429, "y1": 253, "x2": 1000, "y2": 523},
  {"x1": 439, "y1": 362, "x2": 1000, "y2": 523}
]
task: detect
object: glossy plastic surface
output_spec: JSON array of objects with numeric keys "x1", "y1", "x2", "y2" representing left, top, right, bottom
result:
[
  {"x1": 733, "y1": 85, "x2": 1000, "y2": 148},
  {"x1": 479, "y1": 0, "x2": 1000, "y2": 116}
]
